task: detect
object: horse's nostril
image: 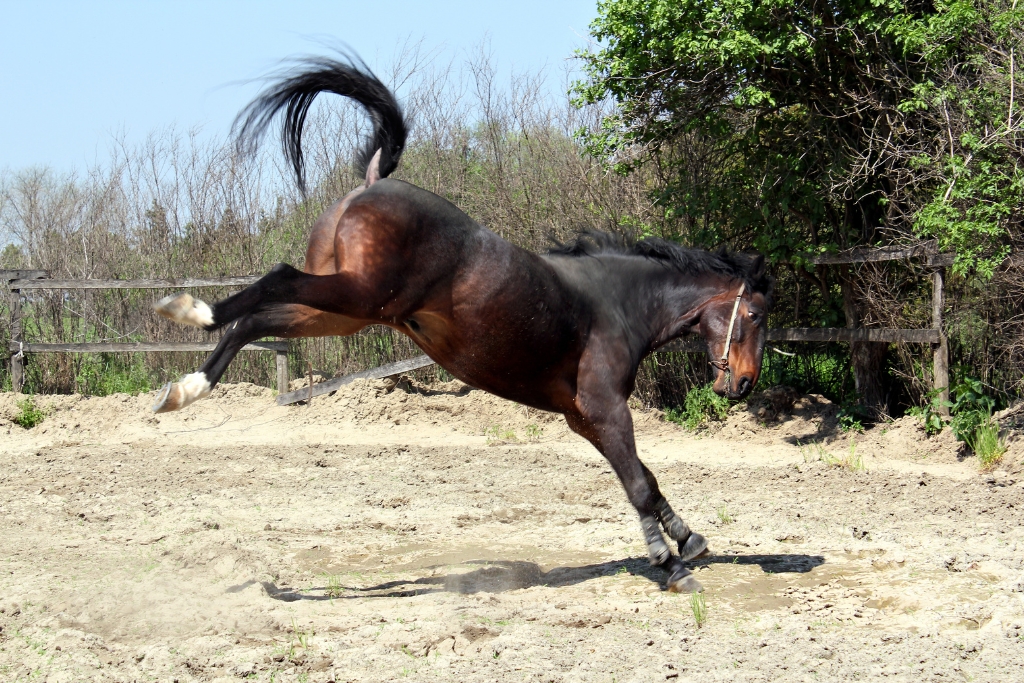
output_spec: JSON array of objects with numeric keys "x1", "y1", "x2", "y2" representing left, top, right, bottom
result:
[{"x1": 737, "y1": 376, "x2": 752, "y2": 395}]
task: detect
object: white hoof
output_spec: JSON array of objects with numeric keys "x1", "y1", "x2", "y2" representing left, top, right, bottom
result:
[
  {"x1": 154, "y1": 292, "x2": 214, "y2": 328},
  {"x1": 152, "y1": 372, "x2": 212, "y2": 413}
]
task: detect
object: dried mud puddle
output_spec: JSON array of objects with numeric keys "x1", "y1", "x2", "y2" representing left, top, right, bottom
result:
[{"x1": 272, "y1": 541, "x2": 1008, "y2": 637}]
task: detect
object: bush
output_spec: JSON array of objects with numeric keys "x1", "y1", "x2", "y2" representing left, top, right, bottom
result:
[
  {"x1": 949, "y1": 378, "x2": 995, "y2": 444},
  {"x1": 949, "y1": 378, "x2": 1006, "y2": 468},
  {"x1": 907, "y1": 389, "x2": 949, "y2": 436},
  {"x1": 13, "y1": 397, "x2": 46, "y2": 429},
  {"x1": 665, "y1": 383, "x2": 730, "y2": 431}
]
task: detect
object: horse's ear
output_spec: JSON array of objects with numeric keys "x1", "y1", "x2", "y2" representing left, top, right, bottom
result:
[
  {"x1": 364, "y1": 148, "x2": 383, "y2": 187},
  {"x1": 750, "y1": 254, "x2": 766, "y2": 280}
]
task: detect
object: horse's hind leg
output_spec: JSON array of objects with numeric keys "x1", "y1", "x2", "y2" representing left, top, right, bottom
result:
[
  {"x1": 640, "y1": 462, "x2": 709, "y2": 561},
  {"x1": 152, "y1": 305, "x2": 361, "y2": 412},
  {"x1": 155, "y1": 264, "x2": 383, "y2": 333}
]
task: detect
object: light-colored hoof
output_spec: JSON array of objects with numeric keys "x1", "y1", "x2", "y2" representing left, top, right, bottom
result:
[
  {"x1": 152, "y1": 372, "x2": 211, "y2": 413},
  {"x1": 154, "y1": 292, "x2": 214, "y2": 328},
  {"x1": 667, "y1": 574, "x2": 704, "y2": 594},
  {"x1": 152, "y1": 382, "x2": 183, "y2": 413}
]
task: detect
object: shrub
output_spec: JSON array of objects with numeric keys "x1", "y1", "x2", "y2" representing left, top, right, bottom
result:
[
  {"x1": 838, "y1": 401, "x2": 868, "y2": 433},
  {"x1": 949, "y1": 378, "x2": 995, "y2": 444},
  {"x1": 13, "y1": 397, "x2": 46, "y2": 429},
  {"x1": 665, "y1": 383, "x2": 730, "y2": 431},
  {"x1": 949, "y1": 378, "x2": 1006, "y2": 468},
  {"x1": 907, "y1": 389, "x2": 949, "y2": 436}
]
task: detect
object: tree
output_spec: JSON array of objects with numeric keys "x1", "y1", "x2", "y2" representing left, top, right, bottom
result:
[{"x1": 575, "y1": 0, "x2": 1023, "y2": 415}]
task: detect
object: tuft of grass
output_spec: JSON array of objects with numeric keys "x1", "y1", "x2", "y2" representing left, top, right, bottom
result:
[
  {"x1": 524, "y1": 423, "x2": 543, "y2": 441},
  {"x1": 689, "y1": 591, "x2": 708, "y2": 629},
  {"x1": 838, "y1": 401, "x2": 867, "y2": 433},
  {"x1": 716, "y1": 504, "x2": 734, "y2": 525},
  {"x1": 665, "y1": 383, "x2": 730, "y2": 431},
  {"x1": 805, "y1": 441, "x2": 865, "y2": 471},
  {"x1": 973, "y1": 419, "x2": 1006, "y2": 470},
  {"x1": 485, "y1": 424, "x2": 517, "y2": 444},
  {"x1": 324, "y1": 574, "x2": 343, "y2": 598},
  {"x1": 291, "y1": 618, "x2": 313, "y2": 653},
  {"x1": 14, "y1": 397, "x2": 46, "y2": 429}
]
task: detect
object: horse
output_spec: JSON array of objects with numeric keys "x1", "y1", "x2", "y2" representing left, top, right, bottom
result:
[{"x1": 151, "y1": 54, "x2": 773, "y2": 593}]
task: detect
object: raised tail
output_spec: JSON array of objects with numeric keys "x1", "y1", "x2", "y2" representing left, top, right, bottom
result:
[{"x1": 233, "y1": 51, "x2": 408, "y2": 192}]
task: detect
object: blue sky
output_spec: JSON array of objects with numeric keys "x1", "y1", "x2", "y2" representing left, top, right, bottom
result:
[{"x1": 0, "y1": 0, "x2": 598, "y2": 173}]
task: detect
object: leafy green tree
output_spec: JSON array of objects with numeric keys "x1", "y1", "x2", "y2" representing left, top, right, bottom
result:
[{"x1": 575, "y1": 0, "x2": 1022, "y2": 414}]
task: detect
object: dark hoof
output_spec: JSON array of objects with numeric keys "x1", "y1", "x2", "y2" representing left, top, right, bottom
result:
[
  {"x1": 666, "y1": 566, "x2": 704, "y2": 593},
  {"x1": 678, "y1": 532, "x2": 709, "y2": 562},
  {"x1": 648, "y1": 539, "x2": 671, "y2": 566}
]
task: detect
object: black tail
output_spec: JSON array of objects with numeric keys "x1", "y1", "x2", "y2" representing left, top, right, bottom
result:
[{"x1": 233, "y1": 51, "x2": 408, "y2": 193}]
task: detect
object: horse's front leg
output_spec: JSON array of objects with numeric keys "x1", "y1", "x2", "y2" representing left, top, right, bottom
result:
[
  {"x1": 152, "y1": 304, "x2": 361, "y2": 412},
  {"x1": 564, "y1": 399, "x2": 703, "y2": 593},
  {"x1": 641, "y1": 462, "x2": 709, "y2": 562}
]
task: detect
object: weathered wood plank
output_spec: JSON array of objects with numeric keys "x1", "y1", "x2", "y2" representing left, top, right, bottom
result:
[
  {"x1": 275, "y1": 350, "x2": 290, "y2": 396},
  {"x1": 10, "y1": 287, "x2": 24, "y2": 392},
  {"x1": 925, "y1": 253, "x2": 955, "y2": 267},
  {"x1": 766, "y1": 328, "x2": 940, "y2": 343},
  {"x1": 277, "y1": 355, "x2": 436, "y2": 406},
  {"x1": 654, "y1": 328, "x2": 940, "y2": 350},
  {"x1": 802, "y1": 241, "x2": 939, "y2": 265},
  {"x1": 932, "y1": 268, "x2": 950, "y2": 415},
  {"x1": 0, "y1": 270, "x2": 49, "y2": 281},
  {"x1": 9, "y1": 341, "x2": 287, "y2": 353},
  {"x1": 7, "y1": 276, "x2": 260, "y2": 290}
]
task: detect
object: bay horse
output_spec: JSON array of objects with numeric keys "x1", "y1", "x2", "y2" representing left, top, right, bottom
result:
[{"x1": 152, "y1": 55, "x2": 772, "y2": 593}]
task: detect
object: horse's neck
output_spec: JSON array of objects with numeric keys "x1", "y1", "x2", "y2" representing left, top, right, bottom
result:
[{"x1": 649, "y1": 274, "x2": 734, "y2": 345}]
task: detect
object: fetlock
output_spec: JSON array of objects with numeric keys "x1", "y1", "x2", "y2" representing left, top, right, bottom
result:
[
  {"x1": 641, "y1": 515, "x2": 671, "y2": 566},
  {"x1": 655, "y1": 499, "x2": 690, "y2": 541}
]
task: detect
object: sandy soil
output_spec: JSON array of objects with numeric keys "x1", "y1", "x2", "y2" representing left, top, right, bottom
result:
[{"x1": 1, "y1": 378, "x2": 1023, "y2": 682}]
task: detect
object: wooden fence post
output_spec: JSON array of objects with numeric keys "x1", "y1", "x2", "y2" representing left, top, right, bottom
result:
[
  {"x1": 932, "y1": 267, "x2": 950, "y2": 416},
  {"x1": 275, "y1": 347, "x2": 289, "y2": 395},
  {"x1": 10, "y1": 286, "x2": 23, "y2": 393}
]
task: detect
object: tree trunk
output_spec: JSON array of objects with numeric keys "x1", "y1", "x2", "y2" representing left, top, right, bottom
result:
[{"x1": 841, "y1": 270, "x2": 889, "y2": 418}]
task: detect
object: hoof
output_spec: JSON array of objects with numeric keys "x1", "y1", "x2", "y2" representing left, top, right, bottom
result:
[
  {"x1": 152, "y1": 382, "x2": 183, "y2": 413},
  {"x1": 154, "y1": 292, "x2": 214, "y2": 328},
  {"x1": 648, "y1": 539, "x2": 672, "y2": 566},
  {"x1": 679, "y1": 531, "x2": 709, "y2": 562},
  {"x1": 667, "y1": 573, "x2": 704, "y2": 593},
  {"x1": 666, "y1": 565, "x2": 704, "y2": 593},
  {"x1": 152, "y1": 372, "x2": 211, "y2": 413}
]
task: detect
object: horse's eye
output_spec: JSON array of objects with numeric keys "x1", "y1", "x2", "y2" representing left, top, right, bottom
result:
[{"x1": 748, "y1": 311, "x2": 762, "y2": 324}]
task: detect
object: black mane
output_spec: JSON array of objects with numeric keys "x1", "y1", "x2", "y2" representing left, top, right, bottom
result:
[{"x1": 548, "y1": 231, "x2": 773, "y2": 300}]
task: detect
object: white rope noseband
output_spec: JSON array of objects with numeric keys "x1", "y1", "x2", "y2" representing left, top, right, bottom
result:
[{"x1": 709, "y1": 282, "x2": 745, "y2": 373}]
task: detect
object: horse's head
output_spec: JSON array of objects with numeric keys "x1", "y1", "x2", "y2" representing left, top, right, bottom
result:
[{"x1": 699, "y1": 256, "x2": 771, "y2": 400}]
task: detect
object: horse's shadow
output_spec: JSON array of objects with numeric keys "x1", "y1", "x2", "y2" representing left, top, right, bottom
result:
[{"x1": 240, "y1": 552, "x2": 826, "y2": 602}]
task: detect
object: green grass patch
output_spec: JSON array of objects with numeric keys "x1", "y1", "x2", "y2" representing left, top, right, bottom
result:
[
  {"x1": 665, "y1": 383, "x2": 729, "y2": 431},
  {"x1": 13, "y1": 397, "x2": 46, "y2": 429}
]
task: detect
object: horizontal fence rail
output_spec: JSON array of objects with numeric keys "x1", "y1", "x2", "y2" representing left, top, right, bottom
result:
[
  {"x1": 3, "y1": 241, "x2": 952, "y2": 410},
  {"x1": 2, "y1": 271, "x2": 289, "y2": 394},
  {"x1": 8, "y1": 341, "x2": 287, "y2": 354},
  {"x1": 8, "y1": 276, "x2": 261, "y2": 290}
]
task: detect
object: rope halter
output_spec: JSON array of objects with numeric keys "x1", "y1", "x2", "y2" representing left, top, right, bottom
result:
[{"x1": 708, "y1": 282, "x2": 745, "y2": 373}]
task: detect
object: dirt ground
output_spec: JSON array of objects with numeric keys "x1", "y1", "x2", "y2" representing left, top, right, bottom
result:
[{"x1": 1, "y1": 378, "x2": 1023, "y2": 683}]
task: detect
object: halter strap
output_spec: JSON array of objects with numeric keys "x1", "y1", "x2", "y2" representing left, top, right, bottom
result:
[{"x1": 709, "y1": 282, "x2": 745, "y2": 372}]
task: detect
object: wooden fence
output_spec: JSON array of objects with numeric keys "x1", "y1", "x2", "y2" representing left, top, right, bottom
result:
[
  {"x1": 2, "y1": 271, "x2": 289, "y2": 394},
  {"x1": 3, "y1": 241, "x2": 952, "y2": 410}
]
